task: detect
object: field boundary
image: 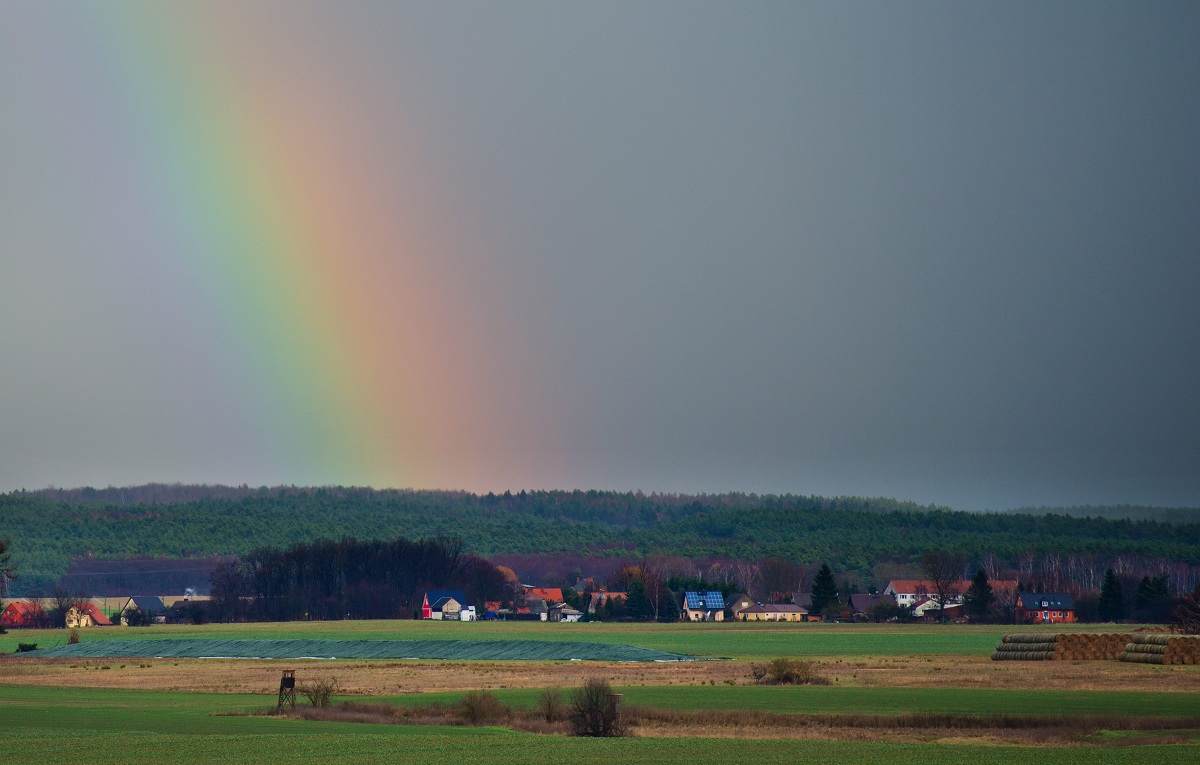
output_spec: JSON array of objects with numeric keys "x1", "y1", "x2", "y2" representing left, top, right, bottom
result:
[{"x1": 22, "y1": 638, "x2": 708, "y2": 662}]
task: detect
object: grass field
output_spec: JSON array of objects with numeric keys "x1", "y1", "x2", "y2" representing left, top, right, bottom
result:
[
  {"x1": 0, "y1": 618, "x2": 1094, "y2": 659},
  {"x1": 378, "y1": 684, "x2": 1200, "y2": 718},
  {"x1": 3, "y1": 621, "x2": 1199, "y2": 763},
  {"x1": 2, "y1": 685, "x2": 1198, "y2": 765}
]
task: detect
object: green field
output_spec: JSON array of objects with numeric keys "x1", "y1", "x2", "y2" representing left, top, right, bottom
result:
[
  {"x1": 378, "y1": 684, "x2": 1200, "y2": 718},
  {"x1": 4, "y1": 621, "x2": 1199, "y2": 764},
  {"x1": 2, "y1": 685, "x2": 1198, "y2": 765},
  {"x1": 0, "y1": 619, "x2": 1092, "y2": 659}
]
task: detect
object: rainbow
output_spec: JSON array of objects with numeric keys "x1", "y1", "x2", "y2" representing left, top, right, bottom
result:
[{"x1": 44, "y1": 5, "x2": 499, "y2": 487}]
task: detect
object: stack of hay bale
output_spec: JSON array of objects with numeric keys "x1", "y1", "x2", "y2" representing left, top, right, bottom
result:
[
  {"x1": 992, "y1": 633, "x2": 1131, "y2": 661},
  {"x1": 1119, "y1": 634, "x2": 1200, "y2": 665}
]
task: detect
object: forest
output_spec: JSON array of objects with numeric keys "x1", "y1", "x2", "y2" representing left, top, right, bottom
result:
[
  {"x1": 2, "y1": 486, "x2": 1199, "y2": 597},
  {"x1": 209, "y1": 536, "x2": 509, "y2": 622}
]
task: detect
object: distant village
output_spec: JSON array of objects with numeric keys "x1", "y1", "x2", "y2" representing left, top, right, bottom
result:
[{"x1": 1, "y1": 575, "x2": 1083, "y2": 631}]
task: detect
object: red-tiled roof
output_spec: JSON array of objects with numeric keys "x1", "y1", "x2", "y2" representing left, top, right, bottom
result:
[
  {"x1": 1, "y1": 601, "x2": 46, "y2": 626},
  {"x1": 525, "y1": 587, "x2": 564, "y2": 604},
  {"x1": 77, "y1": 603, "x2": 112, "y2": 626}
]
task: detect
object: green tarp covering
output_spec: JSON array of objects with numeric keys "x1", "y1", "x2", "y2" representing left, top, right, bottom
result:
[{"x1": 24, "y1": 638, "x2": 702, "y2": 662}]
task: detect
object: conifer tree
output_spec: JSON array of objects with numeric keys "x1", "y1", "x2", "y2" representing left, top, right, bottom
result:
[
  {"x1": 810, "y1": 564, "x2": 838, "y2": 615},
  {"x1": 1099, "y1": 568, "x2": 1125, "y2": 621},
  {"x1": 963, "y1": 569, "x2": 995, "y2": 622}
]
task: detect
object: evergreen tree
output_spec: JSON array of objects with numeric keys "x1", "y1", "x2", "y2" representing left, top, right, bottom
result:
[
  {"x1": 810, "y1": 564, "x2": 838, "y2": 614},
  {"x1": 1098, "y1": 568, "x2": 1125, "y2": 621},
  {"x1": 963, "y1": 569, "x2": 995, "y2": 622},
  {"x1": 1134, "y1": 574, "x2": 1171, "y2": 623},
  {"x1": 624, "y1": 579, "x2": 651, "y2": 621}
]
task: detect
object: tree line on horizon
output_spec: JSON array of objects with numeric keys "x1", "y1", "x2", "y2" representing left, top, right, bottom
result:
[{"x1": 2, "y1": 489, "x2": 1200, "y2": 600}]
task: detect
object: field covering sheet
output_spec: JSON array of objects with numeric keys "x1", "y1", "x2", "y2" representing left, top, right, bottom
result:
[{"x1": 24, "y1": 638, "x2": 703, "y2": 662}]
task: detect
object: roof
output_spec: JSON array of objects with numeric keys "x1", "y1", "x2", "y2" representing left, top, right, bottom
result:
[
  {"x1": 72, "y1": 603, "x2": 113, "y2": 626},
  {"x1": 424, "y1": 590, "x2": 467, "y2": 608},
  {"x1": 793, "y1": 592, "x2": 813, "y2": 609},
  {"x1": 126, "y1": 596, "x2": 166, "y2": 615},
  {"x1": 742, "y1": 603, "x2": 807, "y2": 614},
  {"x1": 431, "y1": 596, "x2": 462, "y2": 611},
  {"x1": 589, "y1": 591, "x2": 626, "y2": 604},
  {"x1": 1017, "y1": 592, "x2": 1075, "y2": 610},
  {"x1": 684, "y1": 591, "x2": 725, "y2": 610},
  {"x1": 3, "y1": 601, "x2": 45, "y2": 616},
  {"x1": 524, "y1": 587, "x2": 565, "y2": 604},
  {"x1": 849, "y1": 593, "x2": 884, "y2": 613},
  {"x1": 724, "y1": 592, "x2": 752, "y2": 609},
  {"x1": 884, "y1": 580, "x2": 934, "y2": 595}
]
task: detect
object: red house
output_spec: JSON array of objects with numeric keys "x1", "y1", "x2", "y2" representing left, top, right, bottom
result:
[
  {"x1": 1, "y1": 601, "x2": 48, "y2": 628},
  {"x1": 1015, "y1": 592, "x2": 1076, "y2": 623}
]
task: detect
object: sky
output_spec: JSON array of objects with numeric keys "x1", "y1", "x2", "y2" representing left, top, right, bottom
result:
[{"x1": 1, "y1": 2, "x2": 1197, "y2": 511}]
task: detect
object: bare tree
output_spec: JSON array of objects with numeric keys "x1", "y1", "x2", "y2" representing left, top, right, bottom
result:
[
  {"x1": 0, "y1": 537, "x2": 16, "y2": 597},
  {"x1": 1171, "y1": 586, "x2": 1200, "y2": 634},
  {"x1": 50, "y1": 586, "x2": 84, "y2": 629},
  {"x1": 921, "y1": 551, "x2": 967, "y2": 623},
  {"x1": 759, "y1": 558, "x2": 804, "y2": 603}
]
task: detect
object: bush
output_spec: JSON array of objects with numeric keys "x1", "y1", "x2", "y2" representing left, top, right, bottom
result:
[
  {"x1": 458, "y1": 690, "x2": 509, "y2": 725},
  {"x1": 17, "y1": 643, "x2": 37, "y2": 652},
  {"x1": 752, "y1": 658, "x2": 830, "y2": 686},
  {"x1": 298, "y1": 677, "x2": 339, "y2": 707},
  {"x1": 568, "y1": 678, "x2": 627, "y2": 737},
  {"x1": 68, "y1": 629, "x2": 81, "y2": 645},
  {"x1": 535, "y1": 687, "x2": 565, "y2": 723}
]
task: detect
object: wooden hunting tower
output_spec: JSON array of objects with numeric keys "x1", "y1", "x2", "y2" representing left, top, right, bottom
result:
[{"x1": 277, "y1": 670, "x2": 296, "y2": 709}]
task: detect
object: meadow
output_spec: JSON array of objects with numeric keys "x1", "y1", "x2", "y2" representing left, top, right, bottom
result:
[
  {"x1": 2, "y1": 620, "x2": 1199, "y2": 763},
  {"x1": 0, "y1": 618, "x2": 1044, "y2": 659}
]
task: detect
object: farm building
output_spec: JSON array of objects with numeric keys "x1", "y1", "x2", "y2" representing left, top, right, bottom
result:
[
  {"x1": 523, "y1": 586, "x2": 564, "y2": 605},
  {"x1": 683, "y1": 591, "x2": 726, "y2": 621},
  {"x1": 548, "y1": 602, "x2": 583, "y2": 622},
  {"x1": 1015, "y1": 592, "x2": 1076, "y2": 623},
  {"x1": 738, "y1": 603, "x2": 808, "y2": 622},
  {"x1": 420, "y1": 590, "x2": 470, "y2": 620},
  {"x1": 849, "y1": 593, "x2": 885, "y2": 618},
  {"x1": 120, "y1": 596, "x2": 167, "y2": 624}
]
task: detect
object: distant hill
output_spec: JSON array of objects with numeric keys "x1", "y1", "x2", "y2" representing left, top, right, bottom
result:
[
  {"x1": 3, "y1": 485, "x2": 1199, "y2": 595},
  {"x1": 1004, "y1": 504, "x2": 1200, "y2": 525}
]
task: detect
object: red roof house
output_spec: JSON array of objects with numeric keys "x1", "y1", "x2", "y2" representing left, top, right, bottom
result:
[{"x1": 1, "y1": 601, "x2": 48, "y2": 628}]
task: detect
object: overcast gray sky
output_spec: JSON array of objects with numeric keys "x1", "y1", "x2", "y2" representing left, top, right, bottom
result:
[{"x1": 1, "y1": 3, "x2": 1197, "y2": 510}]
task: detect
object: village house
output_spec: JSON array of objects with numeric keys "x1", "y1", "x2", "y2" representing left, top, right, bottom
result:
[
  {"x1": 65, "y1": 602, "x2": 112, "y2": 628},
  {"x1": 1015, "y1": 592, "x2": 1076, "y2": 624},
  {"x1": 1, "y1": 600, "x2": 48, "y2": 628},
  {"x1": 682, "y1": 591, "x2": 726, "y2": 622},
  {"x1": 120, "y1": 596, "x2": 167, "y2": 625},
  {"x1": 739, "y1": 603, "x2": 808, "y2": 622},
  {"x1": 884, "y1": 579, "x2": 1019, "y2": 609},
  {"x1": 724, "y1": 593, "x2": 754, "y2": 620},
  {"x1": 848, "y1": 593, "x2": 885, "y2": 618}
]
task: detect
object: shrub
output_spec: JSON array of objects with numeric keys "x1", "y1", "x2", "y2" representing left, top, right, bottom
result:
[
  {"x1": 68, "y1": 629, "x2": 81, "y2": 645},
  {"x1": 568, "y1": 678, "x2": 627, "y2": 737},
  {"x1": 298, "y1": 677, "x2": 339, "y2": 707},
  {"x1": 535, "y1": 687, "x2": 565, "y2": 722},
  {"x1": 17, "y1": 643, "x2": 38, "y2": 652},
  {"x1": 458, "y1": 690, "x2": 509, "y2": 725},
  {"x1": 752, "y1": 658, "x2": 830, "y2": 685}
]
